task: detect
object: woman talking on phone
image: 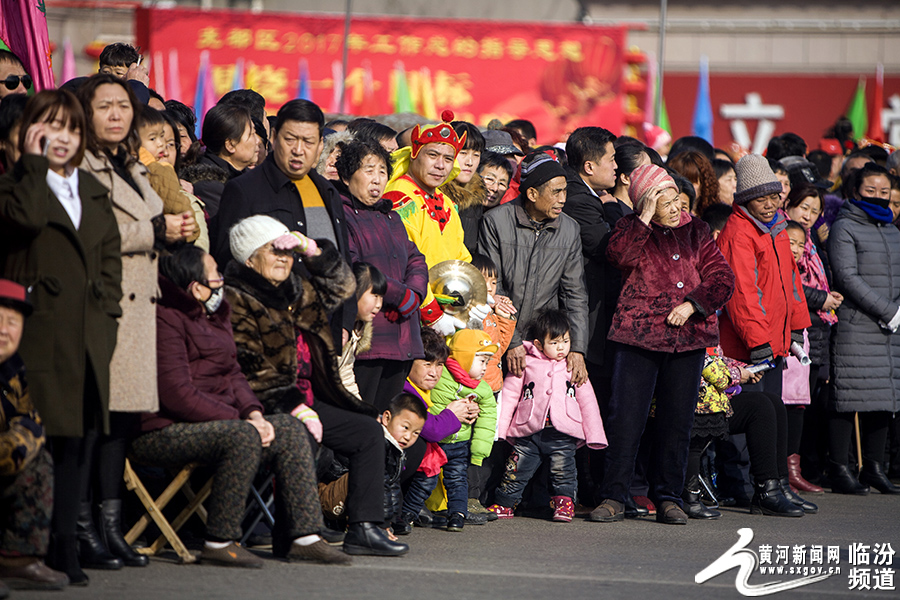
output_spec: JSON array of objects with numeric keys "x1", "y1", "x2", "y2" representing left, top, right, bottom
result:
[{"x1": 0, "y1": 90, "x2": 123, "y2": 586}]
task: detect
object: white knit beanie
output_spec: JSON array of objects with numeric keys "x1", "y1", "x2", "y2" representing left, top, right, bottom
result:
[{"x1": 229, "y1": 215, "x2": 289, "y2": 264}]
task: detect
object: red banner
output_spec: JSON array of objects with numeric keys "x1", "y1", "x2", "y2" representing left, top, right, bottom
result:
[{"x1": 135, "y1": 8, "x2": 626, "y2": 143}]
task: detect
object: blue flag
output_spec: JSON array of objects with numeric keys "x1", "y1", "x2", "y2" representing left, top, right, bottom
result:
[
  {"x1": 193, "y1": 51, "x2": 209, "y2": 140},
  {"x1": 297, "y1": 58, "x2": 312, "y2": 101},
  {"x1": 691, "y1": 55, "x2": 714, "y2": 145}
]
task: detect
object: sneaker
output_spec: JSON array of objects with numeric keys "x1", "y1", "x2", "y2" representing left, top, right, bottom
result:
[
  {"x1": 464, "y1": 512, "x2": 488, "y2": 525},
  {"x1": 413, "y1": 507, "x2": 434, "y2": 528},
  {"x1": 287, "y1": 540, "x2": 352, "y2": 565},
  {"x1": 467, "y1": 499, "x2": 490, "y2": 514},
  {"x1": 550, "y1": 496, "x2": 574, "y2": 522},
  {"x1": 446, "y1": 512, "x2": 465, "y2": 532},
  {"x1": 487, "y1": 504, "x2": 514, "y2": 519},
  {"x1": 633, "y1": 495, "x2": 656, "y2": 515},
  {"x1": 200, "y1": 542, "x2": 263, "y2": 569}
]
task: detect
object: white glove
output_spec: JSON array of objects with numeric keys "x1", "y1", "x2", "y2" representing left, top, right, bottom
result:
[
  {"x1": 486, "y1": 293, "x2": 495, "y2": 306},
  {"x1": 432, "y1": 313, "x2": 465, "y2": 336},
  {"x1": 888, "y1": 306, "x2": 900, "y2": 332},
  {"x1": 468, "y1": 303, "x2": 491, "y2": 322}
]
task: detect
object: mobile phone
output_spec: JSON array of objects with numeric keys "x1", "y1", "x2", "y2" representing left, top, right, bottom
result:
[
  {"x1": 136, "y1": 55, "x2": 143, "y2": 66},
  {"x1": 41, "y1": 136, "x2": 49, "y2": 156}
]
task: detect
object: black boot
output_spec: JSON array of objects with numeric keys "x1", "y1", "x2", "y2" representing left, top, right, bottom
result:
[
  {"x1": 342, "y1": 522, "x2": 409, "y2": 556},
  {"x1": 779, "y1": 477, "x2": 818, "y2": 514},
  {"x1": 682, "y1": 477, "x2": 721, "y2": 520},
  {"x1": 99, "y1": 500, "x2": 149, "y2": 567},
  {"x1": 859, "y1": 460, "x2": 900, "y2": 494},
  {"x1": 392, "y1": 512, "x2": 415, "y2": 536},
  {"x1": 828, "y1": 461, "x2": 870, "y2": 495},
  {"x1": 750, "y1": 479, "x2": 804, "y2": 517},
  {"x1": 46, "y1": 534, "x2": 89, "y2": 586},
  {"x1": 76, "y1": 503, "x2": 123, "y2": 570}
]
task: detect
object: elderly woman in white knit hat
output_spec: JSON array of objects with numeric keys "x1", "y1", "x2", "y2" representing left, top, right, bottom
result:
[
  {"x1": 589, "y1": 164, "x2": 735, "y2": 526},
  {"x1": 223, "y1": 215, "x2": 410, "y2": 557}
]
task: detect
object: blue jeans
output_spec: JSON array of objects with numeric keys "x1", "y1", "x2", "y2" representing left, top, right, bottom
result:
[
  {"x1": 401, "y1": 471, "x2": 438, "y2": 518},
  {"x1": 439, "y1": 441, "x2": 471, "y2": 516},
  {"x1": 399, "y1": 441, "x2": 471, "y2": 517},
  {"x1": 599, "y1": 344, "x2": 705, "y2": 506},
  {"x1": 493, "y1": 427, "x2": 578, "y2": 508}
]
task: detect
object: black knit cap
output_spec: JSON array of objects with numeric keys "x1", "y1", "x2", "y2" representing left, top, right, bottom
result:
[{"x1": 520, "y1": 151, "x2": 566, "y2": 193}]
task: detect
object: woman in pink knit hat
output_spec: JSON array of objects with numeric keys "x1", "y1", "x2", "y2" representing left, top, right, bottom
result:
[{"x1": 588, "y1": 164, "x2": 735, "y2": 525}]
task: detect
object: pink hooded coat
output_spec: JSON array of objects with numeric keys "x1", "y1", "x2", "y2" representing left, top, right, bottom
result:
[{"x1": 498, "y1": 342, "x2": 607, "y2": 449}]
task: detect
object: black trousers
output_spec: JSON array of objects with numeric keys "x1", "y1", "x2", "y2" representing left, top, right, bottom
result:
[
  {"x1": 314, "y1": 401, "x2": 384, "y2": 523},
  {"x1": 828, "y1": 410, "x2": 892, "y2": 465},
  {"x1": 49, "y1": 362, "x2": 103, "y2": 540},
  {"x1": 600, "y1": 345, "x2": 705, "y2": 506},
  {"x1": 354, "y1": 359, "x2": 412, "y2": 413}
]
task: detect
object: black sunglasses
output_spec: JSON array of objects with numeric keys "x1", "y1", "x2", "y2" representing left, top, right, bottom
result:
[{"x1": 3, "y1": 75, "x2": 32, "y2": 91}]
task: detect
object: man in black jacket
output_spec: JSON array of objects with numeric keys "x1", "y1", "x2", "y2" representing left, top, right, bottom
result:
[
  {"x1": 561, "y1": 127, "x2": 621, "y2": 390},
  {"x1": 210, "y1": 99, "x2": 356, "y2": 340}
]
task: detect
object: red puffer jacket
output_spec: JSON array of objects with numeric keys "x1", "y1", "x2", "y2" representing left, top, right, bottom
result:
[
  {"x1": 716, "y1": 207, "x2": 811, "y2": 361},
  {"x1": 606, "y1": 212, "x2": 734, "y2": 353}
]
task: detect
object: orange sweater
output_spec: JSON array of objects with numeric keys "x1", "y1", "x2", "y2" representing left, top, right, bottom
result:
[{"x1": 482, "y1": 311, "x2": 515, "y2": 392}]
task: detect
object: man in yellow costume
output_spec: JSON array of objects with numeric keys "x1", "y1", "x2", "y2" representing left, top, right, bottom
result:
[{"x1": 385, "y1": 110, "x2": 488, "y2": 335}]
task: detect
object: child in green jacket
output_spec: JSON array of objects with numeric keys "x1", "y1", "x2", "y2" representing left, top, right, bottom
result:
[{"x1": 428, "y1": 329, "x2": 498, "y2": 531}]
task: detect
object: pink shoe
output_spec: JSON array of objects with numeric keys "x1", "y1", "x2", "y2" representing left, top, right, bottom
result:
[
  {"x1": 551, "y1": 496, "x2": 574, "y2": 522},
  {"x1": 487, "y1": 504, "x2": 514, "y2": 519}
]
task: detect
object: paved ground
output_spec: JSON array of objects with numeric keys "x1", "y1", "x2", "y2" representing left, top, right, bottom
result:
[{"x1": 16, "y1": 490, "x2": 899, "y2": 600}]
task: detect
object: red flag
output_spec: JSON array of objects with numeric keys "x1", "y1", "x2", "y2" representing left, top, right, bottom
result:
[{"x1": 867, "y1": 63, "x2": 885, "y2": 143}]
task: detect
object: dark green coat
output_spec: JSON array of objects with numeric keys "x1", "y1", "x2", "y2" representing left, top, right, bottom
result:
[{"x1": 0, "y1": 155, "x2": 122, "y2": 437}]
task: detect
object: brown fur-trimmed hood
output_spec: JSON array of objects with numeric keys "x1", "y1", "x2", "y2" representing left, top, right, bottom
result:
[{"x1": 443, "y1": 172, "x2": 487, "y2": 212}]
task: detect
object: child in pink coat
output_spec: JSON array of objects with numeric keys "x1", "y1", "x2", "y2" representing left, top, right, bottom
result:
[{"x1": 489, "y1": 311, "x2": 607, "y2": 522}]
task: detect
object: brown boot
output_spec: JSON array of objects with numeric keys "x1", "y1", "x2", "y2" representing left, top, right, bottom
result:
[
  {"x1": 788, "y1": 454, "x2": 824, "y2": 494},
  {"x1": 0, "y1": 556, "x2": 69, "y2": 590}
]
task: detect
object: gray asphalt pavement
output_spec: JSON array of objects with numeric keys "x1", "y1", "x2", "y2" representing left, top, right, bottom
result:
[{"x1": 16, "y1": 491, "x2": 900, "y2": 600}]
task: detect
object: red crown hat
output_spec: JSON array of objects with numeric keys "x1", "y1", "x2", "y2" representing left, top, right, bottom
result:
[{"x1": 410, "y1": 110, "x2": 467, "y2": 159}]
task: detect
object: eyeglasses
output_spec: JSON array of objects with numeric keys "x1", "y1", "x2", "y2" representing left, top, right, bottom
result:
[{"x1": 3, "y1": 75, "x2": 32, "y2": 91}]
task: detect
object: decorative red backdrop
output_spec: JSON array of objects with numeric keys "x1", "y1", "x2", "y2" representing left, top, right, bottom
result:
[
  {"x1": 135, "y1": 8, "x2": 627, "y2": 143},
  {"x1": 663, "y1": 73, "x2": 900, "y2": 151}
]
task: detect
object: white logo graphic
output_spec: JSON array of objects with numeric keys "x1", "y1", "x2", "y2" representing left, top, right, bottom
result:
[{"x1": 696, "y1": 528, "x2": 832, "y2": 596}]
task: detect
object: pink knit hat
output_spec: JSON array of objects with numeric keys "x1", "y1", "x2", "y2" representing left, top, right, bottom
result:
[{"x1": 628, "y1": 164, "x2": 678, "y2": 211}]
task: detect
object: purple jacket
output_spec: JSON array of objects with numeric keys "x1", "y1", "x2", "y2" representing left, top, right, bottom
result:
[
  {"x1": 342, "y1": 191, "x2": 428, "y2": 361},
  {"x1": 143, "y1": 275, "x2": 263, "y2": 432},
  {"x1": 499, "y1": 342, "x2": 607, "y2": 449},
  {"x1": 403, "y1": 380, "x2": 461, "y2": 443}
]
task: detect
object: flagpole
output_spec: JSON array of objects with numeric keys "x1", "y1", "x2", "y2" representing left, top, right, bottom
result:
[
  {"x1": 655, "y1": 0, "x2": 667, "y2": 126},
  {"x1": 339, "y1": 0, "x2": 352, "y2": 113}
]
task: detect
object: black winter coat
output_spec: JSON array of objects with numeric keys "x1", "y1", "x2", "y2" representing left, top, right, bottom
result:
[
  {"x1": 560, "y1": 167, "x2": 627, "y2": 365},
  {"x1": 0, "y1": 156, "x2": 122, "y2": 437}
]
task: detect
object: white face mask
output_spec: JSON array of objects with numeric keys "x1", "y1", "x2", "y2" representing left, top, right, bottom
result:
[{"x1": 203, "y1": 286, "x2": 223, "y2": 314}]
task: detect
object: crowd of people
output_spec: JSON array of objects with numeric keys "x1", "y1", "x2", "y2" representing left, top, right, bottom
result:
[{"x1": 1, "y1": 42, "x2": 900, "y2": 593}]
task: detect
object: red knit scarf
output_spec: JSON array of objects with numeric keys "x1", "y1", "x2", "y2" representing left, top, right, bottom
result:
[{"x1": 444, "y1": 357, "x2": 481, "y2": 389}]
